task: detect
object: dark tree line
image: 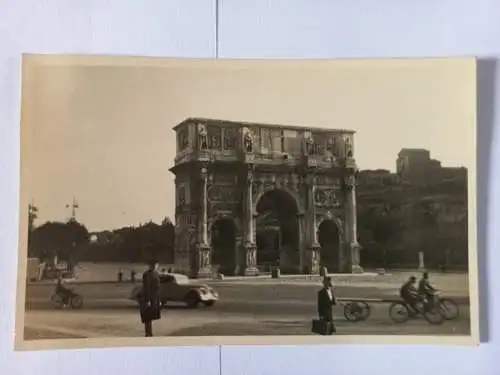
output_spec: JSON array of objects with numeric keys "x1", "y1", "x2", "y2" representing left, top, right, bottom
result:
[
  {"x1": 357, "y1": 190, "x2": 468, "y2": 270},
  {"x1": 85, "y1": 218, "x2": 175, "y2": 263},
  {"x1": 28, "y1": 213, "x2": 175, "y2": 265}
]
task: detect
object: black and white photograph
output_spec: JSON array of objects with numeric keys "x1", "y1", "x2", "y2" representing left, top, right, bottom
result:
[{"x1": 16, "y1": 55, "x2": 478, "y2": 349}]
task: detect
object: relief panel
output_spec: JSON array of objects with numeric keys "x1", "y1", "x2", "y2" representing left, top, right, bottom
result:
[
  {"x1": 314, "y1": 188, "x2": 341, "y2": 208},
  {"x1": 315, "y1": 175, "x2": 342, "y2": 187},
  {"x1": 177, "y1": 127, "x2": 189, "y2": 151},
  {"x1": 207, "y1": 125, "x2": 222, "y2": 150},
  {"x1": 177, "y1": 184, "x2": 187, "y2": 206},
  {"x1": 223, "y1": 127, "x2": 238, "y2": 151},
  {"x1": 208, "y1": 185, "x2": 239, "y2": 202}
]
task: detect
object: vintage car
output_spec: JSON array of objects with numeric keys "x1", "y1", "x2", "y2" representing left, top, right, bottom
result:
[{"x1": 129, "y1": 273, "x2": 219, "y2": 308}]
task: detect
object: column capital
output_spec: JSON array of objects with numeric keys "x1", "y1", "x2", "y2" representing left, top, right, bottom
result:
[
  {"x1": 343, "y1": 174, "x2": 356, "y2": 188},
  {"x1": 246, "y1": 167, "x2": 254, "y2": 183},
  {"x1": 304, "y1": 174, "x2": 317, "y2": 187},
  {"x1": 200, "y1": 167, "x2": 208, "y2": 178}
]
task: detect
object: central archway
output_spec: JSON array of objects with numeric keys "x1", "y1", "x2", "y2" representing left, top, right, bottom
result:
[
  {"x1": 255, "y1": 189, "x2": 299, "y2": 274},
  {"x1": 211, "y1": 218, "x2": 237, "y2": 275},
  {"x1": 318, "y1": 219, "x2": 340, "y2": 273}
]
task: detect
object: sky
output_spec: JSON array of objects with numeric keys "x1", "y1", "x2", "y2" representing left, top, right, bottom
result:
[{"x1": 21, "y1": 57, "x2": 476, "y2": 232}]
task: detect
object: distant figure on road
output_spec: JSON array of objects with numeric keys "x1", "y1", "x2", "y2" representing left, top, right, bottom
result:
[
  {"x1": 117, "y1": 268, "x2": 123, "y2": 282},
  {"x1": 140, "y1": 259, "x2": 161, "y2": 337},
  {"x1": 317, "y1": 276, "x2": 336, "y2": 322},
  {"x1": 130, "y1": 269, "x2": 136, "y2": 282}
]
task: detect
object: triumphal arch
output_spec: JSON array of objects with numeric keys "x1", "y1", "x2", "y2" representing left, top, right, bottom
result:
[{"x1": 169, "y1": 118, "x2": 363, "y2": 278}]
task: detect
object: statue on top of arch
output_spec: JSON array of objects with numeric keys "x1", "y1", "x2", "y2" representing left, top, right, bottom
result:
[
  {"x1": 243, "y1": 127, "x2": 254, "y2": 153},
  {"x1": 198, "y1": 123, "x2": 208, "y2": 150}
]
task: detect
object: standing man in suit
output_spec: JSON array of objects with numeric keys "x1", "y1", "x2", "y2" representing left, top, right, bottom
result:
[
  {"x1": 317, "y1": 276, "x2": 337, "y2": 322},
  {"x1": 141, "y1": 259, "x2": 161, "y2": 337}
]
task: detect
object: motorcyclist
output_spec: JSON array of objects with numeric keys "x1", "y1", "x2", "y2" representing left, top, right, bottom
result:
[
  {"x1": 399, "y1": 275, "x2": 420, "y2": 314},
  {"x1": 55, "y1": 275, "x2": 74, "y2": 305},
  {"x1": 418, "y1": 272, "x2": 437, "y2": 307}
]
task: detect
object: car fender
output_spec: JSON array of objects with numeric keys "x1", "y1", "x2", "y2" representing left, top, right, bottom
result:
[{"x1": 186, "y1": 288, "x2": 201, "y2": 299}]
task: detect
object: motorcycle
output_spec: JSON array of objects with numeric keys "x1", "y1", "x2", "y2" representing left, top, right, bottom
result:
[{"x1": 50, "y1": 290, "x2": 83, "y2": 309}]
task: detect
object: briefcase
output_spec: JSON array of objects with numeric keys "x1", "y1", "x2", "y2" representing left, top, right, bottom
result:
[
  {"x1": 140, "y1": 304, "x2": 161, "y2": 323},
  {"x1": 311, "y1": 319, "x2": 336, "y2": 335}
]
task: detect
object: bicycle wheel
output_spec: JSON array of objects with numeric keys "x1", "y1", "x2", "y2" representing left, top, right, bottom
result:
[
  {"x1": 358, "y1": 301, "x2": 371, "y2": 321},
  {"x1": 422, "y1": 305, "x2": 445, "y2": 325},
  {"x1": 343, "y1": 303, "x2": 363, "y2": 322},
  {"x1": 50, "y1": 294, "x2": 64, "y2": 309},
  {"x1": 70, "y1": 294, "x2": 83, "y2": 309},
  {"x1": 389, "y1": 302, "x2": 410, "y2": 323},
  {"x1": 437, "y1": 298, "x2": 459, "y2": 320}
]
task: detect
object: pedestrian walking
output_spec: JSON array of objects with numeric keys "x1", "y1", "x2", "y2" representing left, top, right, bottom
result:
[
  {"x1": 312, "y1": 276, "x2": 337, "y2": 335},
  {"x1": 140, "y1": 259, "x2": 161, "y2": 337},
  {"x1": 117, "y1": 268, "x2": 123, "y2": 282}
]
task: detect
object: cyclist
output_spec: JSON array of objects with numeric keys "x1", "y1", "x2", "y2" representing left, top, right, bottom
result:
[
  {"x1": 399, "y1": 275, "x2": 420, "y2": 315},
  {"x1": 55, "y1": 275, "x2": 74, "y2": 305},
  {"x1": 418, "y1": 272, "x2": 437, "y2": 308}
]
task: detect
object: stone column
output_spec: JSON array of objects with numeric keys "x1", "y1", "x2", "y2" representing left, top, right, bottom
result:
[
  {"x1": 252, "y1": 214, "x2": 257, "y2": 243},
  {"x1": 196, "y1": 167, "x2": 212, "y2": 278},
  {"x1": 244, "y1": 168, "x2": 258, "y2": 276},
  {"x1": 307, "y1": 175, "x2": 321, "y2": 275},
  {"x1": 297, "y1": 213, "x2": 306, "y2": 273},
  {"x1": 345, "y1": 174, "x2": 363, "y2": 273},
  {"x1": 418, "y1": 251, "x2": 425, "y2": 271},
  {"x1": 200, "y1": 168, "x2": 209, "y2": 244}
]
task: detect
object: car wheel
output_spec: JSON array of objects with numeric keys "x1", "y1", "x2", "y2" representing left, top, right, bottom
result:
[
  {"x1": 185, "y1": 292, "x2": 200, "y2": 308},
  {"x1": 203, "y1": 300, "x2": 215, "y2": 307}
]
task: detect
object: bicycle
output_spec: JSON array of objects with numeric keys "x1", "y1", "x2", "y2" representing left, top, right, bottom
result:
[
  {"x1": 425, "y1": 290, "x2": 459, "y2": 320},
  {"x1": 389, "y1": 297, "x2": 444, "y2": 325},
  {"x1": 50, "y1": 291, "x2": 83, "y2": 309}
]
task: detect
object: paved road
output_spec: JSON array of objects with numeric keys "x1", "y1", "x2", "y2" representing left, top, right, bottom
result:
[
  {"x1": 25, "y1": 281, "x2": 470, "y2": 310},
  {"x1": 23, "y1": 281, "x2": 471, "y2": 339}
]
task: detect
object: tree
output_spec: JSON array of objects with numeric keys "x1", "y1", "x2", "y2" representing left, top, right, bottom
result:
[
  {"x1": 29, "y1": 220, "x2": 89, "y2": 268},
  {"x1": 358, "y1": 203, "x2": 403, "y2": 267}
]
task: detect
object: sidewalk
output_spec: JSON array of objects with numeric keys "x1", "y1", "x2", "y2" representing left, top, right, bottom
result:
[{"x1": 24, "y1": 324, "x2": 91, "y2": 340}]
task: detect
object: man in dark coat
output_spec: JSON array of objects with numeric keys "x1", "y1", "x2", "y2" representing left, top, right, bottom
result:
[
  {"x1": 317, "y1": 276, "x2": 336, "y2": 322},
  {"x1": 141, "y1": 259, "x2": 161, "y2": 337}
]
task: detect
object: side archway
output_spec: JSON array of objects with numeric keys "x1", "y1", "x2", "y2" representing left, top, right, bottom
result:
[
  {"x1": 255, "y1": 189, "x2": 300, "y2": 273},
  {"x1": 210, "y1": 217, "x2": 237, "y2": 275},
  {"x1": 318, "y1": 219, "x2": 341, "y2": 273}
]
